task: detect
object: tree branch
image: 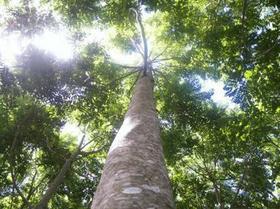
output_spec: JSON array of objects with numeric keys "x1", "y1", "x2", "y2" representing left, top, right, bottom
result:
[
  {"x1": 9, "y1": 120, "x2": 32, "y2": 209},
  {"x1": 26, "y1": 170, "x2": 37, "y2": 200},
  {"x1": 151, "y1": 46, "x2": 169, "y2": 63},
  {"x1": 113, "y1": 63, "x2": 140, "y2": 69},
  {"x1": 230, "y1": 156, "x2": 250, "y2": 208},
  {"x1": 19, "y1": 170, "x2": 38, "y2": 209},
  {"x1": 130, "y1": 8, "x2": 148, "y2": 74},
  {"x1": 80, "y1": 143, "x2": 108, "y2": 157},
  {"x1": 10, "y1": 169, "x2": 33, "y2": 209},
  {"x1": 241, "y1": 0, "x2": 248, "y2": 27},
  {"x1": 130, "y1": 37, "x2": 144, "y2": 58},
  {"x1": 104, "y1": 69, "x2": 140, "y2": 87}
]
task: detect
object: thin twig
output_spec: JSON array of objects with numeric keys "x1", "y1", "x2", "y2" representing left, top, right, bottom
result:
[
  {"x1": 104, "y1": 69, "x2": 140, "y2": 87},
  {"x1": 130, "y1": 37, "x2": 144, "y2": 58},
  {"x1": 80, "y1": 143, "x2": 109, "y2": 157},
  {"x1": 153, "y1": 57, "x2": 182, "y2": 62},
  {"x1": 80, "y1": 132, "x2": 107, "y2": 150},
  {"x1": 151, "y1": 46, "x2": 169, "y2": 62},
  {"x1": 26, "y1": 170, "x2": 38, "y2": 199},
  {"x1": 112, "y1": 63, "x2": 140, "y2": 69},
  {"x1": 153, "y1": 69, "x2": 172, "y2": 85},
  {"x1": 230, "y1": 155, "x2": 250, "y2": 208}
]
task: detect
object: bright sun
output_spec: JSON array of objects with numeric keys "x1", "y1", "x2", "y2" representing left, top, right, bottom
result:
[
  {"x1": 33, "y1": 29, "x2": 74, "y2": 60},
  {"x1": 0, "y1": 29, "x2": 74, "y2": 65},
  {"x1": 0, "y1": 26, "x2": 141, "y2": 67}
]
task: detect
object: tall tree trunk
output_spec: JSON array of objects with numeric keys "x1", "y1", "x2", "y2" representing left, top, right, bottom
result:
[{"x1": 91, "y1": 72, "x2": 174, "y2": 209}]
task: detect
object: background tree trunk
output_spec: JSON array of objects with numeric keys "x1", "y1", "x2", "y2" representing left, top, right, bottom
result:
[
  {"x1": 91, "y1": 72, "x2": 174, "y2": 209},
  {"x1": 34, "y1": 142, "x2": 82, "y2": 209}
]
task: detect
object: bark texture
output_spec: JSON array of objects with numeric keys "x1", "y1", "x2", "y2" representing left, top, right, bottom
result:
[{"x1": 91, "y1": 73, "x2": 174, "y2": 209}]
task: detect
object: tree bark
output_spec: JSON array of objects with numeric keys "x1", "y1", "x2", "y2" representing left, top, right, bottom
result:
[{"x1": 91, "y1": 72, "x2": 174, "y2": 209}]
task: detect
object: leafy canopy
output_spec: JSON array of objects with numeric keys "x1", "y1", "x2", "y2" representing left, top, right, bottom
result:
[{"x1": 0, "y1": 0, "x2": 279, "y2": 209}]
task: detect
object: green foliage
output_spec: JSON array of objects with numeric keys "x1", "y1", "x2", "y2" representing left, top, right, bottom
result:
[{"x1": 0, "y1": 0, "x2": 279, "y2": 208}]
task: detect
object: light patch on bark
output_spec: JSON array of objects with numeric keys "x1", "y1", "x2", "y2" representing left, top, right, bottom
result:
[
  {"x1": 109, "y1": 116, "x2": 139, "y2": 154},
  {"x1": 147, "y1": 203, "x2": 159, "y2": 209},
  {"x1": 147, "y1": 160, "x2": 155, "y2": 164},
  {"x1": 142, "y1": 184, "x2": 160, "y2": 193},
  {"x1": 122, "y1": 187, "x2": 142, "y2": 194}
]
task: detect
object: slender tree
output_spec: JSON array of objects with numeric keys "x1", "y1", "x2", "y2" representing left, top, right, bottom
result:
[
  {"x1": 91, "y1": 69, "x2": 174, "y2": 209},
  {"x1": 91, "y1": 9, "x2": 175, "y2": 209}
]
